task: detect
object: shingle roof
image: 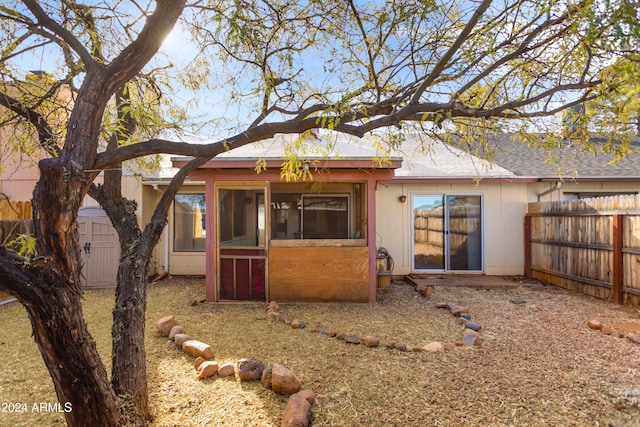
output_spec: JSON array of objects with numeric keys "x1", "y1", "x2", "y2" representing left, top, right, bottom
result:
[{"x1": 485, "y1": 133, "x2": 640, "y2": 179}]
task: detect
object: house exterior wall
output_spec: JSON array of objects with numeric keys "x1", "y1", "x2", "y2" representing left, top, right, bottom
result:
[
  {"x1": 376, "y1": 181, "x2": 529, "y2": 276},
  {"x1": 532, "y1": 181, "x2": 640, "y2": 202}
]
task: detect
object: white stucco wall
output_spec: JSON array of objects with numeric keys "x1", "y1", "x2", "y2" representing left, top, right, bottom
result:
[{"x1": 375, "y1": 181, "x2": 529, "y2": 276}]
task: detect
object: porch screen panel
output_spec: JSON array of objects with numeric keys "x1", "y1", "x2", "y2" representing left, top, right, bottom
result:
[
  {"x1": 413, "y1": 195, "x2": 445, "y2": 269},
  {"x1": 174, "y1": 194, "x2": 206, "y2": 251},
  {"x1": 302, "y1": 195, "x2": 349, "y2": 239}
]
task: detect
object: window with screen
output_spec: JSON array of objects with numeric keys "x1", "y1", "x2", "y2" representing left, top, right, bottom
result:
[{"x1": 174, "y1": 194, "x2": 206, "y2": 251}]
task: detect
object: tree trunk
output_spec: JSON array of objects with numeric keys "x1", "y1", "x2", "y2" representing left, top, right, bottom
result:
[
  {"x1": 23, "y1": 276, "x2": 121, "y2": 426},
  {"x1": 111, "y1": 250, "x2": 152, "y2": 425},
  {"x1": 13, "y1": 158, "x2": 124, "y2": 426}
]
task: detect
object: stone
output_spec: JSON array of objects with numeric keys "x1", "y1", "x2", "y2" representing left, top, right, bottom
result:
[
  {"x1": 268, "y1": 311, "x2": 279, "y2": 321},
  {"x1": 418, "y1": 286, "x2": 433, "y2": 298},
  {"x1": 193, "y1": 357, "x2": 205, "y2": 368},
  {"x1": 327, "y1": 330, "x2": 337, "y2": 337},
  {"x1": 284, "y1": 319, "x2": 292, "y2": 326},
  {"x1": 335, "y1": 332, "x2": 346, "y2": 340},
  {"x1": 460, "y1": 313, "x2": 471, "y2": 321},
  {"x1": 613, "y1": 321, "x2": 640, "y2": 335},
  {"x1": 268, "y1": 301, "x2": 280, "y2": 311},
  {"x1": 188, "y1": 298, "x2": 198, "y2": 306},
  {"x1": 463, "y1": 328, "x2": 479, "y2": 336},
  {"x1": 444, "y1": 342, "x2": 457, "y2": 351},
  {"x1": 281, "y1": 390, "x2": 314, "y2": 427},
  {"x1": 156, "y1": 315, "x2": 178, "y2": 336},
  {"x1": 261, "y1": 363, "x2": 273, "y2": 389},
  {"x1": 511, "y1": 297, "x2": 526, "y2": 304},
  {"x1": 197, "y1": 361, "x2": 219, "y2": 379},
  {"x1": 291, "y1": 319, "x2": 301, "y2": 329},
  {"x1": 450, "y1": 306, "x2": 469, "y2": 316},
  {"x1": 627, "y1": 333, "x2": 640, "y2": 344},
  {"x1": 296, "y1": 389, "x2": 316, "y2": 405},
  {"x1": 422, "y1": 342, "x2": 444, "y2": 353},
  {"x1": 601, "y1": 326, "x2": 614, "y2": 335},
  {"x1": 173, "y1": 334, "x2": 193, "y2": 347},
  {"x1": 182, "y1": 340, "x2": 214, "y2": 360},
  {"x1": 462, "y1": 334, "x2": 482, "y2": 347},
  {"x1": 395, "y1": 343, "x2": 408, "y2": 352},
  {"x1": 464, "y1": 321, "x2": 482, "y2": 332},
  {"x1": 384, "y1": 342, "x2": 396, "y2": 349},
  {"x1": 218, "y1": 362, "x2": 235, "y2": 378},
  {"x1": 277, "y1": 313, "x2": 288, "y2": 323},
  {"x1": 362, "y1": 336, "x2": 380, "y2": 347},
  {"x1": 344, "y1": 335, "x2": 361, "y2": 345},
  {"x1": 435, "y1": 302, "x2": 448, "y2": 309},
  {"x1": 319, "y1": 329, "x2": 330, "y2": 335},
  {"x1": 237, "y1": 358, "x2": 265, "y2": 381},
  {"x1": 310, "y1": 323, "x2": 323, "y2": 332},
  {"x1": 587, "y1": 319, "x2": 603, "y2": 330},
  {"x1": 168, "y1": 325, "x2": 187, "y2": 340},
  {"x1": 298, "y1": 323, "x2": 306, "y2": 329},
  {"x1": 272, "y1": 363, "x2": 302, "y2": 395}
]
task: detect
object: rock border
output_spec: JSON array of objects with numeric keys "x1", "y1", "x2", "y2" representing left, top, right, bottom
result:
[
  {"x1": 265, "y1": 288, "x2": 484, "y2": 355},
  {"x1": 156, "y1": 315, "x2": 314, "y2": 427},
  {"x1": 587, "y1": 319, "x2": 640, "y2": 344}
]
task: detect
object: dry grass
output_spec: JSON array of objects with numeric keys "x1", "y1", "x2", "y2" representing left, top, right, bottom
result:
[{"x1": 1, "y1": 276, "x2": 639, "y2": 427}]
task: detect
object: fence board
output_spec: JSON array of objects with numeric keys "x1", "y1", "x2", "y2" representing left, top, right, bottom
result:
[
  {"x1": 527, "y1": 195, "x2": 640, "y2": 307},
  {"x1": 0, "y1": 200, "x2": 33, "y2": 220}
]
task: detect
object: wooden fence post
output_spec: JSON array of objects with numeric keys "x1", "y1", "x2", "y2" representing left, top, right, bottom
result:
[
  {"x1": 612, "y1": 214, "x2": 623, "y2": 305},
  {"x1": 524, "y1": 215, "x2": 532, "y2": 278}
]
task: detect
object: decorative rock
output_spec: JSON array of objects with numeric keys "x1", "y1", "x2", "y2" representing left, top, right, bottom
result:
[
  {"x1": 418, "y1": 286, "x2": 433, "y2": 298},
  {"x1": 296, "y1": 389, "x2": 315, "y2": 405},
  {"x1": 319, "y1": 329, "x2": 330, "y2": 335},
  {"x1": 291, "y1": 319, "x2": 301, "y2": 329},
  {"x1": 284, "y1": 319, "x2": 292, "y2": 326},
  {"x1": 463, "y1": 328, "x2": 479, "y2": 336},
  {"x1": 156, "y1": 315, "x2": 178, "y2": 336},
  {"x1": 462, "y1": 334, "x2": 482, "y2": 347},
  {"x1": 218, "y1": 362, "x2": 235, "y2": 378},
  {"x1": 272, "y1": 363, "x2": 302, "y2": 395},
  {"x1": 237, "y1": 358, "x2": 265, "y2": 381},
  {"x1": 511, "y1": 297, "x2": 526, "y2": 304},
  {"x1": 310, "y1": 323, "x2": 323, "y2": 332},
  {"x1": 384, "y1": 342, "x2": 396, "y2": 349},
  {"x1": 601, "y1": 326, "x2": 614, "y2": 335},
  {"x1": 197, "y1": 361, "x2": 219, "y2": 379},
  {"x1": 277, "y1": 313, "x2": 288, "y2": 323},
  {"x1": 395, "y1": 343, "x2": 408, "y2": 352},
  {"x1": 298, "y1": 323, "x2": 306, "y2": 329},
  {"x1": 344, "y1": 335, "x2": 361, "y2": 345},
  {"x1": 326, "y1": 330, "x2": 337, "y2": 337},
  {"x1": 183, "y1": 340, "x2": 214, "y2": 360},
  {"x1": 444, "y1": 342, "x2": 457, "y2": 351},
  {"x1": 188, "y1": 298, "x2": 198, "y2": 306},
  {"x1": 281, "y1": 389, "x2": 314, "y2": 427},
  {"x1": 464, "y1": 321, "x2": 482, "y2": 332},
  {"x1": 168, "y1": 325, "x2": 187, "y2": 340},
  {"x1": 627, "y1": 333, "x2": 640, "y2": 344},
  {"x1": 336, "y1": 332, "x2": 346, "y2": 340},
  {"x1": 447, "y1": 303, "x2": 469, "y2": 316},
  {"x1": 362, "y1": 336, "x2": 380, "y2": 347},
  {"x1": 173, "y1": 334, "x2": 193, "y2": 347},
  {"x1": 460, "y1": 313, "x2": 471, "y2": 321},
  {"x1": 435, "y1": 302, "x2": 448, "y2": 309},
  {"x1": 268, "y1": 301, "x2": 280, "y2": 311},
  {"x1": 268, "y1": 311, "x2": 279, "y2": 321},
  {"x1": 422, "y1": 342, "x2": 444, "y2": 353},
  {"x1": 587, "y1": 320, "x2": 603, "y2": 330},
  {"x1": 261, "y1": 363, "x2": 273, "y2": 389},
  {"x1": 194, "y1": 357, "x2": 205, "y2": 368}
]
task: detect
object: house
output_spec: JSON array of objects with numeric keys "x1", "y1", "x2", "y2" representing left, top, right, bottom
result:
[
  {"x1": 151, "y1": 133, "x2": 640, "y2": 303},
  {"x1": 3, "y1": 126, "x2": 638, "y2": 303}
]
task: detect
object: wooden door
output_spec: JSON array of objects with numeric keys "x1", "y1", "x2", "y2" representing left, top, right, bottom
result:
[
  {"x1": 217, "y1": 188, "x2": 267, "y2": 301},
  {"x1": 79, "y1": 213, "x2": 119, "y2": 288}
]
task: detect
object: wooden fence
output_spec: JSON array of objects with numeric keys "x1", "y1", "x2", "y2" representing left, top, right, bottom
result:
[
  {"x1": 525, "y1": 195, "x2": 640, "y2": 307},
  {"x1": 0, "y1": 200, "x2": 33, "y2": 220}
]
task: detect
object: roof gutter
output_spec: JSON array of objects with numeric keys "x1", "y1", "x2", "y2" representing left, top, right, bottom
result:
[{"x1": 537, "y1": 181, "x2": 562, "y2": 201}]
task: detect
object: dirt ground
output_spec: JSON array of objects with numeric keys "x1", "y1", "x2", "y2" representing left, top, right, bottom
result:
[{"x1": 0, "y1": 276, "x2": 639, "y2": 426}]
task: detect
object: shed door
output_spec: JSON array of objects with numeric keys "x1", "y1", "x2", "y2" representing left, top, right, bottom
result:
[
  {"x1": 217, "y1": 188, "x2": 267, "y2": 301},
  {"x1": 79, "y1": 214, "x2": 119, "y2": 288}
]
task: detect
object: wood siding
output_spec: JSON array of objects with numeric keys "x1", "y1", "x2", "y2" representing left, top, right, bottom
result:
[
  {"x1": 269, "y1": 246, "x2": 369, "y2": 302},
  {"x1": 526, "y1": 195, "x2": 640, "y2": 307}
]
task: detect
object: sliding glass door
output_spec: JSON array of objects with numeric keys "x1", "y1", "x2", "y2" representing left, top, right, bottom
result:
[{"x1": 412, "y1": 194, "x2": 483, "y2": 272}]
